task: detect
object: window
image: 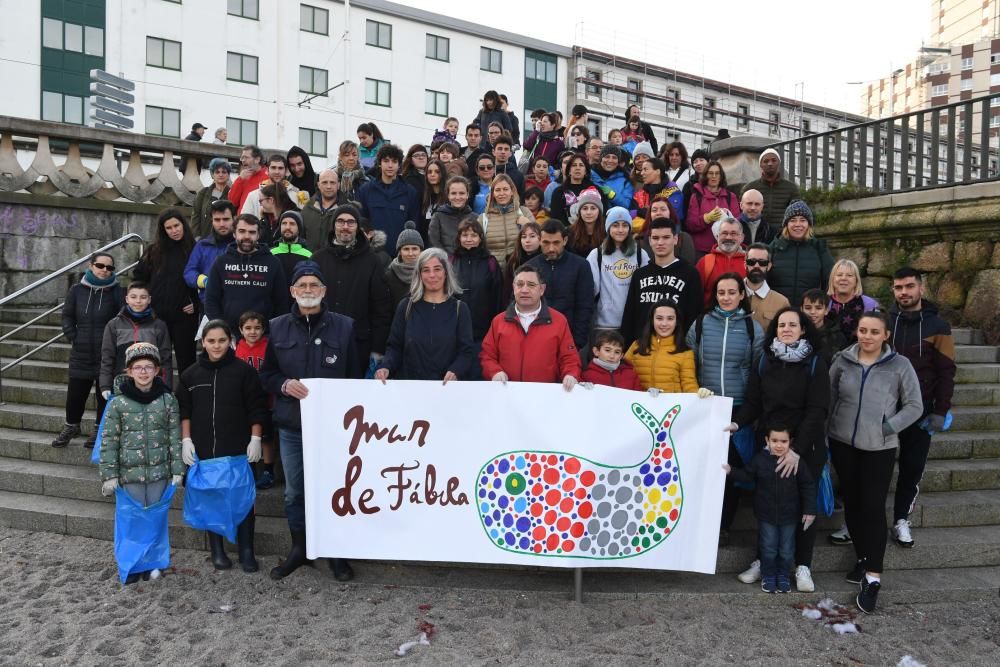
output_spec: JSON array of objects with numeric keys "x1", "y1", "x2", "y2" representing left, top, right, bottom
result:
[
  {"x1": 228, "y1": 0, "x2": 258, "y2": 19},
  {"x1": 587, "y1": 118, "x2": 601, "y2": 139},
  {"x1": 961, "y1": 78, "x2": 973, "y2": 91},
  {"x1": 227, "y1": 52, "x2": 258, "y2": 84},
  {"x1": 425, "y1": 89, "x2": 448, "y2": 116},
  {"x1": 65, "y1": 22, "x2": 83, "y2": 52},
  {"x1": 702, "y1": 138, "x2": 712, "y2": 149},
  {"x1": 992, "y1": 53, "x2": 1000, "y2": 65},
  {"x1": 425, "y1": 34, "x2": 449, "y2": 62},
  {"x1": 961, "y1": 56, "x2": 974, "y2": 71},
  {"x1": 585, "y1": 69, "x2": 601, "y2": 98},
  {"x1": 932, "y1": 83, "x2": 948, "y2": 97},
  {"x1": 85, "y1": 26, "x2": 103, "y2": 56},
  {"x1": 737, "y1": 103, "x2": 749, "y2": 129},
  {"x1": 992, "y1": 115, "x2": 1000, "y2": 128},
  {"x1": 366, "y1": 20, "x2": 392, "y2": 49},
  {"x1": 42, "y1": 19, "x2": 103, "y2": 56},
  {"x1": 802, "y1": 118, "x2": 812, "y2": 135},
  {"x1": 703, "y1": 96, "x2": 716, "y2": 121},
  {"x1": 525, "y1": 55, "x2": 556, "y2": 83},
  {"x1": 627, "y1": 78, "x2": 643, "y2": 106},
  {"x1": 928, "y1": 61, "x2": 949, "y2": 74},
  {"x1": 300, "y1": 4, "x2": 328, "y2": 34},
  {"x1": 480, "y1": 47, "x2": 502, "y2": 73},
  {"x1": 299, "y1": 66, "x2": 328, "y2": 95},
  {"x1": 769, "y1": 110, "x2": 781, "y2": 136},
  {"x1": 829, "y1": 123, "x2": 839, "y2": 132},
  {"x1": 226, "y1": 117, "x2": 257, "y2": 145},
  {"x1": 145, "y1": 105, "x2": 181, "y2": 137},
  {"x1": 991, "y1": 73, "x2": 1000, "y2": 87},
  {"x1": 991, "y1": 96, "x2": 1000, "y2": 106},
  {"x1": 299, "y1": 128, "x2": 327, "y2": 156},
  {"x1": 665, "y1": 130, "x2": 680, "y2": 142},
  {"x1": 365, "y1": 78, "x2": 391, "y2": 106},
  {"x1": 146, "y1": 37, "x2": 181, "y2": 70},
  {"x1": 42, "y1": 18, "x2": 62, "y2": 49},
  {"x1": 666, "y1": 88, "x2": 679, "y2": 114},
  {"x1": 41, "y1": 91, "x2": 84, "y2": 125}
]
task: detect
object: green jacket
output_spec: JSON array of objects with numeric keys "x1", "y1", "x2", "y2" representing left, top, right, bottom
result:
[
  {"x1": 192, "y1": 183, "x2": 231, "y2": 239},
  {"x1": 99, "y1": 379, "x2": 184, "y2": 484},
  {"x1": 767, "y1": 235, "x2": 835, "y2": 307},
  {"x1": 741, "y1": 177, "x2": 800, "y2": 233}
]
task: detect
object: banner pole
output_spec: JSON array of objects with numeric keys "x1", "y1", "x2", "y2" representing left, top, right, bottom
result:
[{"x1": 574, "y1": 567, "x2": 583, "y2": 603}]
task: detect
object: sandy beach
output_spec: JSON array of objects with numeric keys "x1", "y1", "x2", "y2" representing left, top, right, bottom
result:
[{"x1": 0, "y1": 525, "x2": 997, "y2": 666}]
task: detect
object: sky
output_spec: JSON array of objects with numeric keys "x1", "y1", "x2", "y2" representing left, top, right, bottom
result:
[{"x1": 405, "y1": 0, "x2": 931, "y2": 114}]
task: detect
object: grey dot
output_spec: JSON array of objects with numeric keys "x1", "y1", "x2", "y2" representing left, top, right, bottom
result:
[
  {"x1": 596, "y1": 530, "x2": 611, "y2": 547},
  {"x1": 634, "y1": 491, "x2": 644, "y2": 503},
  {"x1": 626, "y1": 522, "x2": 638, "y2": 535},
  {"x1": 579, "y1": 537, "x2": 591, "y2": 551},
  {"x1": 624, "y1": 547, "x2": 632, "y2": 555},
  {"x1": 613, "y1": 531, "x2": 622, "y2": 540},
  {"x1": 607, "y1": 470, "x2": 621, "y2": 485},
  {"x1": 632, "y1": 476, "x2": 642, "y2": 487},
  {"x1": 598, "y1": 474, "x2": 605, "y2": 481},
  {"x1": 596, "y1": 501, "x2": 612, "y2": 518},
  {"x1": 634, "y1": 509, "x2": 644, "y2": 519},
  {"x1": 599, "y1": 548, "x2": 606, "y2": 556},
  {"x1": 622, "y1": 474, "x2": 630, "y2": 482},
  {"x1": 620, "y1": 535, "x2": 629, "y2": 545},
  {"x1": 608, "y1": 542, "x2": 620, "y2": 556},
  {"x1": 588, "y1": 519, "x2": 601, "y2": 534},
  {"x1": 611, "y1": 509, "x2": 628, "y2": 529},
  {"x1": 615, "y1": 486, "x2": 632, "y2": 504},
  {"x1": 591, "y1": 484, "x2": 607, "y2": 501}
]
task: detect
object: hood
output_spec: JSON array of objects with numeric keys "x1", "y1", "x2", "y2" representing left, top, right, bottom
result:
[
  {"x1": 224, "y1": 241, "x2": 272, "y2": 259},
  {"x1": 326, "y1": 227, "x2": 372, "y2": 257},
  {"x1": 838, "y1": 342, "x2": 895, "y2": 366},
  {"x1": 368, "y1": 229, "x2": 387, "y2": 252},
  {"x1": 888, "y1": 299, "x2": 939, "y2": 320},
  {"x1": 287, "y1": 145, "x2": 317, "y2": 195}
]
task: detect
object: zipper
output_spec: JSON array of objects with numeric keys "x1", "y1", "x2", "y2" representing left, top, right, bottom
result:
[
  {"x1": 211, "y1": 369, "x2": 218, "y2": 458},
  {"x1": 720, "y1": 316, "x2": 730, "y2": 396},
  {"x1": 848, "y1": 353, "x2": 893, "y2": 446}
]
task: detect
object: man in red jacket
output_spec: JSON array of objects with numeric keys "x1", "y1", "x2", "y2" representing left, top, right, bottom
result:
[
  {"x1": 227, "y1": 145, "x2": 268, "y2": 212},
  {"x1": 695, "y1": 215, "x2": 747, "y2": 307},
  {"x1": 480, "y1": 265, "x2": 581, "y2": 389}
]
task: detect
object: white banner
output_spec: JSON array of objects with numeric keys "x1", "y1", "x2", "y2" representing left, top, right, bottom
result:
[{"x1": 301, "y1": 380, "x2": 732, "y2": 574}]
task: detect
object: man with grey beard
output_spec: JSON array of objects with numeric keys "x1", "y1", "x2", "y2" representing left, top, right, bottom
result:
[
  {"x1": 694, "y1": 214, "x2": 747, "y2": 308},
  {"x1": 260, "y1": 261, "x2": 360, "y2": 582}
]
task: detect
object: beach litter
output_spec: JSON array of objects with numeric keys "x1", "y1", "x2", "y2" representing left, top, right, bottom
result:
[{"x1": 794, "y1": 598, "x2": 861, "y2": 634}]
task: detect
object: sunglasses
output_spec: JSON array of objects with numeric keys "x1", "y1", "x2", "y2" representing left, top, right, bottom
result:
[
  {"x1": 478, "y1": 164, "x2": 495, "y2": 171},
  {"x1": 92, "y1": 262, "x2": 115, "y2": 271},
  {"x1": 745, "y1": 259, "x2": 769, "y2": 267}
]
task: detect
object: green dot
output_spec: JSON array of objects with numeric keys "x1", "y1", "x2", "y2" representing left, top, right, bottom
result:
[
  {"x1": 496, "y1": 538, "x2": 503, "y2": 546},
  {"x1": 656, "y1": 517, "x2": 668, "y2": 529},
  {"x1": 638, "y1": 525, "x2": 646, "y2": 534},
  {"x1": 652, "y1": 532, "x2": 662, "y2": 542},
  {"x1": 505, "y1": 472, "x2": 526, "y2": 495},
  {"x1": 641, "y1": 537, "x2": 651, "y2": 549},
  {"x1": 631, "y1": 536, "x2": 640, "y2": 547}
]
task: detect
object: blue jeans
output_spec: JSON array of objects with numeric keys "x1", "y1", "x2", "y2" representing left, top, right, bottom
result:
[
  {"x1": 758, "y1": 520, "x2": 796, "y2": 580},
  {"x1": 278, "y1": 428, "x2": 305, "y2": 531},
  {"x1": 123, "y1": 479, "x2": 168, "y2": 507}
]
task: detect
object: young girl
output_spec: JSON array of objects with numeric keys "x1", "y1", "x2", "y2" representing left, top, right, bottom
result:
[
  {"x1": 99, "y1": 342, "x2": 184, "y2": 584},
  {"x1": 502, "y1": 222, "x2": 543, "y2": 306},
  {"x1": 178, "y1": 320, "x2": 267, "y2": 572},
  {"x1": 607, "y1": 128, "x2": 624, "y2": 147},
  {"x1": 356, "y1": 122, "x2": 385, "y2": 171},
  {"x1": 422, "y1": 159, "x2": 447, "y2": 237},
  {"x1": 626, "y1": 301, "x2": 702, "y2": 394},
  {"x1": 525, "y1": 156, "x2": 551, "y2": 192},
  {"x1": 567, "y1": 189, "x2": 606, "y2": 257},
  {"x1": 587, "y1": 207, "x2": 649, "y2": 331},
  {"x1": 450, "y1": 219, "x2": 503, "y2": 343},
  {"x1": 432, "y1": 116, "x2": 460, "y2": 146},
  {"x1": 621, "y1": 116, "x2": 646, "y2": 154},
  {"x1": 428, "y1": 175, "x2": 476, "y2": 255},
  {"x1": 234, "y1": 311, "x2": 276, "y2": 490},
  {"x1": 523, "y1": 187, "x2": 549, "y2": 226}
]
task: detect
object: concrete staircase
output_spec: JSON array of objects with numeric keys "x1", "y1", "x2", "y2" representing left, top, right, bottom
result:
[{"x1": 2, "y1": 307, "x2": 1000, "y2": 578}]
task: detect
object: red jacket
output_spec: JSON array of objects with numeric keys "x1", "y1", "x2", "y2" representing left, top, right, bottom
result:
[
  {"x1": 227, "y1": 167, "x2": 268, "y2": 212},
  {"x1": 696, "y1": 246, "x2": 747, "y2": 307},
  {"x1": 581, "y1": 359, "x2": 643, "y2": 391},
  {"x1": 480, "y1": 303, "x2": 581, "y2": 382}
]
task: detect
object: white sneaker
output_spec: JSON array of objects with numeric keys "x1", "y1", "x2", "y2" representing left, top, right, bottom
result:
[
  {"x1": 893, "y1": 519, "x2": 914, "y2": 548},
  {"x1": 795, "y1": 565, "x2": 815, "y2": 592},
  {"x1": 737, "y1": 559, "x2": 761, "y2": 584},
  {"x1": 828, "y1": 525, "x2": 852, "y2": 545}
]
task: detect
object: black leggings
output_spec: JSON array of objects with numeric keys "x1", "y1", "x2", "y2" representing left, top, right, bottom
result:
[
  {"x1": 161, "y1": 310, "x2": 200, "y2": 378},
  {"x1": 830, "y1": 440, "x2": 896, "y2": 573},
  {"x1": 794, "y1": 446, "x2": 826, "y2": 568},
  {"x1": 65, "y1": 376, "x2": 107, "y2": 425}
]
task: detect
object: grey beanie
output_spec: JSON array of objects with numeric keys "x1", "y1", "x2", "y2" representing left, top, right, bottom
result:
[
  {"x1": 396, "y1": 221, "x2": 425, "y2": 252},
  {"x1": 782, "y1": 200, "x2": 814, "y2": 227}
]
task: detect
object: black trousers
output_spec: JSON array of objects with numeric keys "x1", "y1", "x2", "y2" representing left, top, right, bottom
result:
[
  {"x1": 830, "y1": 439, "x2": 897, "y2": 573},
  {"x1": 161, "y1": 310, "x2": 200, "y2": 378},
  {"x1": 794, "y1": 445, "x2": 826, "y2": 568},
  {"x1": 893, "y1": 405, "x2": 933, "y2": 522},
  {"x1": 65, "y1": 376, "x2": 107, "y2": 425}
]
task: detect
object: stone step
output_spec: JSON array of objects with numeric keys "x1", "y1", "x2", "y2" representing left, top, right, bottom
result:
[
  {"x1": 0, "y1": 308, "x2": 62, "y2": 326},
  {"x1": 951, "y1": 383, "x2": 1000, "y2": 406},
  {"x1": 956, "y1": 363, "x2": 1000, "y2": 384},
  {"x1": 0, "y1": 403, "x2": 97, "y2": 435},
  {"x1": 928, "y1": 430, "x2": 1000, "y2": 460},
  {"x1": 912, "y1": 457, "x2": 1000, "y2": 493},
  {"x1": 955, "y1": 345, "x2": 1000, "y2": 364},
  {"x1": 952, "y1": 328, "x2": 987, "y2": 346},
  {"x1": 0, "y1": 378, "x2": 93, "y2": 410},
  {"x1": 0, "y1": 339, "x2": 71, "y2": 364},
  {"x1": 949, "y1": 406, "x2": 1000, "y2": 431},
  {"x1": 0, "y1": 358, "x2": 72, "y2": 383},
  {"x1": 0, "y1": 322, "x2": 66, "y2": 344}
]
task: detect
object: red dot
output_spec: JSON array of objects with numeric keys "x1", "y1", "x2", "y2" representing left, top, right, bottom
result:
[
  {"x1": 669, "y1": 508, "x2": 679, "y2": 521},
  {"x1": 574, "y1": 488, "x2": 587, "y2": 499},
  {"x1": 533, "y1": 543, "x2": 543, "y2": 553},
  {"x1": 509, "y1": 454, "x2": 515, "y2": 460},
  {"x1": 562, "y1": 477, "x2": 576, "y2": 492},
  {"x1": 531, "y1": 483, "x2": 544, "y2": 496},
  {"x1": 545, "y1": 489, "x2": 561, "y2": 506},
  {"x1": 530, "y1": 503, "x2": 543, "y2": 517},
  {"x1": 570, "y1": 522, "x2": 585, "y2": 538},
  {"x1": 543, "y1": 468, "x2": 560, "y2": 485},
  {"x1": 578, "y1": 502, "x2": 593, "y2": 518},
  {"x1": 544, "y1": 510, "x2": 557, "y2": 525},
  {"x1": 530, "y1": 463, "x2": 541, "y2": 478},
  {"x1": 547, "y1": 455, "x2": 558, "y2": 465},
  {"x1": 561, "y1": 540, "x2": 575, "y2": 553},
  {"x1": 652, "y1": 458, "x2": 661, "y2": 466},
  {"x1": 663, "y1": 449, "x2": 673, "y2": 460},
  {"x1": 532, "y1": 526, "x2": 546, "y2": 541},
  {"x1": 580, "y1": 471, "x2": 596, "y2": 486},
  {"x1": 564, "y1": 457, "x2": 581, "y2": 474},
  {"x1": 556, "y1": 517, "x2": 571, "y2": 532},
  {"x1": 559, "y1": 497, "x2": 574, "y2": 513},
  {"x1": 546, "y1": 534, "x2": 560, "y2": 551},
  {"x1": 664, "y1": 527, "x2": 670, "y2": 535}
]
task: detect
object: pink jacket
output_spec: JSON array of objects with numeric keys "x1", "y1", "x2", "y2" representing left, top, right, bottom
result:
[{"x1": 684, "y1": 183, "x2": 741, "y2": 254}]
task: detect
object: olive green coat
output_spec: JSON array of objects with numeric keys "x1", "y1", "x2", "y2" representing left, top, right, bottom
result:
[{"x1": 99, "y1": 389, "x2": 184, "y2": 484}]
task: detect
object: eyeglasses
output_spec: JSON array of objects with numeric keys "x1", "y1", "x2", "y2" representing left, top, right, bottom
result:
[
  {"x1": 92, "y1": 262, "x2": 115, "y2": 271},
  {"x1": 571, "y1": 132, "x2": 583, "y2": 136},
  {"x1": 478, "y1": 164, "x2": 495, "y2": 171},
  {"x1": 334, "y1": 218, "x2": 358, "y2": 226},
  {"x1": 294, "y1": 282, "x2": 323, "y2": 291},
  {"x1": 745, "y1": 259, "x2": 769, "y2": 267},
  {"x1": 131, "y1": 364, "x2": 157, "y2": 373}
]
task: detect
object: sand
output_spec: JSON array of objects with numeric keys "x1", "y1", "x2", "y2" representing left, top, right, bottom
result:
[{"x1": 0, "y1": 525, "x2": 997, "y2": 666}]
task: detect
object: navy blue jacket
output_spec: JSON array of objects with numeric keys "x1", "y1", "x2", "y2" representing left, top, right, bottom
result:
[
  {"x1": 525, "y1": 251, "x2": 595, "y2": 349},
  {"x1": 204, "y1": 243, "x2": 290, "y2": 333},
  {"x1": 260, "y1": 304, "x2": 360, "y2": 431},
  {"x1": 183, "y1": 235, "x2": 230, "y2": 302},
  {"x1": 729, "y1": 450, "x2": 816, "y2": 526},
  {"x1": 379, "y1": 297, "x2": 477, "y2": 381},
  {"x1": 358, "y1": 177, "x2": 421, "y2": 252},
  {"x1": 451, "y1": 246, "x2": 503, "y2": 340}
]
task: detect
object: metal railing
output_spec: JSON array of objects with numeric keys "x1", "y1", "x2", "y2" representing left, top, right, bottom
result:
[
  {"x1": 0, "y1": 233, "x2": 145, "y2": 403},
  {"x1": 766, "y1": 93, "x2": 1000, "y2": 195}
]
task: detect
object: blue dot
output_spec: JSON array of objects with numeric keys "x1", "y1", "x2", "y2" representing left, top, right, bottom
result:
[
  {"x1": 561, "y1": 533, "x2": 568, "y2": 539},
  {"x1": 498, "y1": 496, "x2": 509, "y2": 509},
  {"x1": 516, "y1": 517, "x2": 531, "y2": 532},
  {"x1": 478, "y1": 489, "x2": 486, "y2": 498},
  {"x1": 480, "y1": 476, "x2": 489, "y2": 485},
  {"x1": 640, "y1": 464, "x2": 650, "y2": 474},
  {"x1": 490, "y1": 528, "x2": 498, "y2": 539},
  {"x1": 488, "y1": 491, "x2": 496, "y2": 500},
  {"x1": 487, "y1": 464, "x2": 495, "y2": 474},
  {"x1": 480, "y1": 502, "x2": 489, "y2": 513},
  {"x1": 656, "y1": 432, "x2": 666, "y2": 442},
  {"x1": 559, "y1": 455, "x2": 565, "y2": 461},
  {"x1": 643, "y1": 473, "x2": 656, "y2": 486},
  {"x1": 505, "y1": 532, "x2": 516, "y2": 546},
  {"x1": 571, "y1": 514, "x2": 577, "y2": 519},
  {"x1": 654, "y1": 465, "x2": 662, "y2": 473},
  {"x1": 663, "y1": 461, "x2": 672, "y2": 470},
  {"x1": 514, "y1": 497, "x2": 527, "y2": 513},
  {"x1": 492, "y1": 509, "x2": 500, "y2": 520},
  {"x1": 484, "y1": 515, "x2": 493, "y2": 527},
  {"x1": 515, "y1": 456, "x2": 526, "y2": 469},
  {"x1": 657, "y1": 472, "x2": 670, "y2": 485},
  {"x1": 498, "y1": 459, "x2": 510, "y2": 474},
  {"x1": 518, "y1": 536, "x2": 530, "y2": 549},
  {"x1": 503, "y1": 514, "x2": 514, "y2": 528},
  {"x1": 492, "y1": 478, "x2": 502, "y2": 489}
]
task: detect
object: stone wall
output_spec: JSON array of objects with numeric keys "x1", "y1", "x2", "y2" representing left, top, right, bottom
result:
[{"x1": 815, "y1": 182, "x2": 1000, "y2": 341}]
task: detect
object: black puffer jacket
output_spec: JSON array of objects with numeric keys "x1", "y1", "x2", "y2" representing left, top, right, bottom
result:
[
  {"x1": 729, "y1": 450, "x2": 816, "y2": 526},
  {"x1": 450, "y1": 245, "x2": 503, "y2": 340},
  {"x1": 61, "y1": 278, "x2": 124, "y2": 379},
  {"x1": 132, "y1": 242, "x2": 199, "y2": 320},
  {"x1": 177, "y1": 349, "x2": 268, "y2": 460}
]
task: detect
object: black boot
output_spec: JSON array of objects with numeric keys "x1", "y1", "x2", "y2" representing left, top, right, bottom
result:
[
  {"x1": 52, "y1": 423, "x2": 80, "y2": 448},
  {"x1": 236, "y1": 512, "x2": 258, "y2": 573},
  {"x1": 269, "y1": 528, "x2": 307, "y2": 580},
  {"x1": 329, "y1": 558, "x2": 354, "y2": 582},
  {"x1": 208, "y1": 532, "x2": 233, "y2": 570}
]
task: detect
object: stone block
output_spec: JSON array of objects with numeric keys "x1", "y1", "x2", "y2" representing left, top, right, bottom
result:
[
  {"x1": 991, "y1": 243, "x2": 1000, "y2": 268},
  {"x1": 954, "y1": 241, "x2": 994, "y2": 271},
  {"x1": 911, "y1": 241, "x2": 953, "y2": 273},
  {"x1": 864, "y1": 276, "x2": 892, "y2": 304},
  {"x1": 835, "y1": 246, "x2": 868, "y2": 271},
  {"x1": 866, "y1": 246, "x2": 909, "y2": 276},
  {"x1": 932, "y1": 272, "x2": 968, "y2": 309},
  {"x1": 963, "y1": 270, "x2": 1000, "y2": 334}
]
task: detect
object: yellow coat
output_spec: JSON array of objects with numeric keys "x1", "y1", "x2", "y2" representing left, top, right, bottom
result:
[{"x1": 625, "y1": 337, "x2": 699, "y2": 393}]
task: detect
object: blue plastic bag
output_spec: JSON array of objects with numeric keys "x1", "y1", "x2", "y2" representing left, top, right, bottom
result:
[
  {"x1": 89, "y1": 402, "x2": 111, "y2": 465},
  {"x1": 731, "y1": 425, "x2": 757, "y2": 490},
  {"x1": 182, "y1": 456, "x2": 256, "y2": 543},
  {"x1": 817, "y1": 463, "x2": 834, "y2": 517},
  {"x1": 114, "y1": 483, "x2": 176, "y2": 583}
]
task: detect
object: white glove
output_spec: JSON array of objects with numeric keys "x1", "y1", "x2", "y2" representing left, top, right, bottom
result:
[
  {"x1": 101, "y1": 478, "x2": 119, "y2": 496},
  {"x1": 696, "y1": 387, "x2": 714, "y2": 399},
  {"x1": 369, "y1": 352, "x2": 384, "y2": 363},
  {"x1": 171, "y1": 474, "x2": 183, "y2": 486},
  {"x1": 182, "y1": 437, "x2": 196, "y2": 466},
  {"x1": 492, "y1": 371, "x2": 508, "y2": 384},
  {"x1": 723, "y1": 422, "x2": 739, "y2": 433},
  {"x1": 102, "y1": 390, "x2": 111, "y2": 400},
  {"x1": 647, "y1": 387, "x2": 661, "y2": 397},
  {"x1": 562, "y1": 375, "x2": 577, "y2": 392},
  {"x1": 247, "y1": 435, "x2": 262, "y2": 463},
  {"x1": 580, "y1": 382, "x2": 594, "y2": 390}
]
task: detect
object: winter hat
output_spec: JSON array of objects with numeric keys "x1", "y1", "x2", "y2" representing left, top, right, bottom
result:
[
  {"x1": 279, "y1": 210, "x2": 303, "y2": 232},
  {"x1": 396, "y1": 221, "x2": 425, "y2": 252},
  {"x1": 759, "y1": 148, "x2": 781, "y2": 166},
  {"x1": 600, "y1": 144, "x2": 622, "y2": 160},
  {"x1": 782, "y1": 200, "x2": 814, "y2": 227},
  {"x1": 125, "y1": 342, "x2": 160, "y2": 368},
  {"x1": 691, "y1": 149, "x2": 710, "y2": 163},
  {"x1": 604, "y1": 206, "x2": 632, "y2": 233},
  {"x1": 632, "y1": 141, "x2": 655, "y2": 160},
  {"x1": 330, "y1": 204, "x2": 361, "y2": 224},
  {"x1": 290, "y1": 260, "x2": 325, "y2": 286},
  {"x1": 208, "y1": 157, "x2": 232, "y2": 173},
  {"x1": 569, "y1": 189, "x2": 604, "y2": 221}
]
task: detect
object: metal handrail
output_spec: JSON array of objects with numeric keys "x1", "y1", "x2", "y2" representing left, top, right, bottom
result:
[{"x1": 0, "y1": 233, "x2": 145, "y2": 403}]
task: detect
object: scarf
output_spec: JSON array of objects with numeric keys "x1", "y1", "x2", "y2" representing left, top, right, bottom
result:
[
  {"x1": 127, "y1": 306, "x2": 153, "y2": 320},
  {"x1": 389, "y1": 258, "x2": 416, "y2": 287},
  {"x1": 338, "y1": 164, "x2": 366, "y2": 196},
  {"x1": 769, "y1": 338, "x2": 814, "y2": 363},
  {"x1": 119, "y1": 376, "x2": 169, "y2": 404},
  {"x1": 592, "y1": 357, "x2": 621, "y2": 373},
  {"x1": 82, "y1": 269, "x2": 117, "y2": 287},
  {"x1": 495, "y1": 202, "x2": 515, "y2": 215}
]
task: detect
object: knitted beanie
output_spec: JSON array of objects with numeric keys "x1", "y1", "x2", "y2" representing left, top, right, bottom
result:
[
  {"x1": 569, "y1": 188, "x2": 604, "y2": 222},
  {"x1": 125, "y1": 342, "x2": 160, "y2": 367},
  {"x1": 782, "y1": 200, "x2": 814, "y2": 227},
  {"x1": 396, "y1": 221, "x2": 425, "y2": 252},
  {"x1": 604, "y1": 206, "x2": 632, "y2": 233}
]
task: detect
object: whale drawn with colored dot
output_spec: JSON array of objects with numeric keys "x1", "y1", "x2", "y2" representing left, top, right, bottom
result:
[{"x1": 476, "y1": 404, "x2": 683, "y2": 558}]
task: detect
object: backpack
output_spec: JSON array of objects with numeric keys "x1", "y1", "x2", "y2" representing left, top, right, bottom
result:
[{"x1": 694, "y1": 313, "x2": 755, "y2": 348}]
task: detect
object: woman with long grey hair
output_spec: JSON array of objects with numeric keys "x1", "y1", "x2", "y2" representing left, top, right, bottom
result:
[{"x1": 374, "y1": 247, "x2": 477, "y2": 382}]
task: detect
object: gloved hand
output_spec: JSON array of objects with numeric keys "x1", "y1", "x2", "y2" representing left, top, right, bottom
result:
[
  {"x1": 492, "y1": 371, "x2": 508, "y2": 384},
  {"x1": 181, "y1": 437, "x2": 196, "y2": 466},
  {"x1": 171, "y1": 474, "x2": 184, "y2": 486},
  {"x1": 369, "y1": 352, "x2": 384, "y2": 364},
  {"x1": 102, "y1": 390, "x2": 111, "y2": 401},
  {"x1": 101, "y1": 478, "x2": 119, "y2": 496},
  {"x1": 696, "y1": 387, "x2": 714, "y2": 399},
  {"x1": 924, "y1": 413, "x2": 946, "y2": 433},
  {"x1": 562, "y1": 375, "x2": 577, "y2": 392},
  {"x1": 647, "y1": 387, "x2": 661, "y2": 397},
  {"x1": 723, "y1": 421, "x2": 739, "y2": 433},
  {"x1": 580, "y1": 382, "x2": 594, "y2": 390},
  {"x1": 197, "y1": 274, "x2": 208, "y2": 289},
  {"x1": 247, "y1": 435, "x2": 262, "y2": 463}
]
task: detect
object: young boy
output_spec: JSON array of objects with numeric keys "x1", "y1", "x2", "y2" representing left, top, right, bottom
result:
[
  {"x1": 99, "y1": 282, "x2": 173, "y2": 404},
  {"x1": 235, "y1": 311, "x2": 276, "y2": 490},
  {"x1": 801, "y1": 288, "x2": 847, "y2": 367},
  {"x1": 523, "y1": 187, "x2": 549, "y2": 225},
  {"x1": 725, "y1": 425, "x2": 816, "y2": 594},
  {"x1": 581, "y1": 330, "x2": 643, "y2": 391},
  {"x1": 432, "y1": 117, "x2": 460, "y2": 146}
]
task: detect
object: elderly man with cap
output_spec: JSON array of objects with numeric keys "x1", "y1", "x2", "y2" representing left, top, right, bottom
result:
[
  {"x1": 767, "y1": 200, "x2": 834, "y2": 306},
  {"x1": 260, "y1": 260, "x2": 360, "y2": 582},
  {"x1": 741, "y1": 148, "x2": 801, "y2": 236},
  {"x1": 695, "y1": 211, "x2": 748, "y2": 307},
  {"x1": 310, "y1": 204, "x2": 393, "y2": 372},
  {"x1": 180, "y1": 122, "x2": 208, "y2": 174},
  {"x1": 271, "y1": 210, "x2": 313, "y2": 281},
  {"x1": 192, "y1": 158, "x2": 233, "y2": 239}
]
